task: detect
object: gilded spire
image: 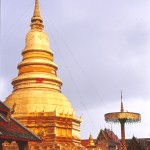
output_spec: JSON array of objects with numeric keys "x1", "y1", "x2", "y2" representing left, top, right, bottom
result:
[
  {"x1": 120, "y1": 91, "x2": 124, "y2": 112},
  {"x1": 4, "y1": 1, "x2": 82, "y2": 148},
  {"x1": 31, "y1": 0, "x2": 44, "y2": 29},
  {"x1": 33, "y1": 0, "x2": 41, "y2": 18},
  {"x1": 5, "y1": 0, "x2": 74, "y2": 116}
]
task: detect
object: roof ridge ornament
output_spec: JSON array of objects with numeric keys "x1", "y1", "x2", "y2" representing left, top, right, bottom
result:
[{"x1": 6, "y1": 103, "x2": 16, "y2": 122}]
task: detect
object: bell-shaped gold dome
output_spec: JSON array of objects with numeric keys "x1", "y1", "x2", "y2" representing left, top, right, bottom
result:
[
  {"x1": 4, "y1": 0, "x2": 74, "y2": 116},
  {"x1": 23, "y1": 29, "x2": 53, "y2": 54}
]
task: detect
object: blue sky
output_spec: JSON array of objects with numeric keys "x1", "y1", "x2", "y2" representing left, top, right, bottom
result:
[{"x1": 1, "y1": 0, "x2": 150, "y2": 139}]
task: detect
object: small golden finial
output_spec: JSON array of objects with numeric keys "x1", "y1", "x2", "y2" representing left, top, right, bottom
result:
[
  {"x1": 31, "y1": 0, "x2": 44, "y2": 29},
  {"x1": 88, "y1": 133, "x2": 95, "y2": 146},
  {"x1": 120, "y1": 91, "x2": 124, "y2": 112}
]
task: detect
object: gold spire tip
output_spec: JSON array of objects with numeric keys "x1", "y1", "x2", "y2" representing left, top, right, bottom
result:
[
  {"x1": 31, "y1": 0, "x2": 44, "y2": 29},
  {"x1": 33, "y1": 0, "x2": 41, "y2": 18}
]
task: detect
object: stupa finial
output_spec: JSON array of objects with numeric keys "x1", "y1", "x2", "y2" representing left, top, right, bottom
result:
[
  {"x1": 31, "y1": 0, "x2": 44, "y2": 29},
  {"x1": 88, "y1": 133, "x2": 95, "y2": 146},
  {"x1": 33, "y1": 0, "x2": 41, "y2": 17},
  {"x1": 121, "y1": 91, "x2": 124, "y2": 112}
]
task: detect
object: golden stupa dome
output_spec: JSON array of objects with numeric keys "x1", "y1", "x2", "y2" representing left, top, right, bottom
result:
[
  {"x1": 4, "y1": 0, "x2": 74, "y2": 116},
  {"x1": 5, "y1": 90, "x2": 74, "y2": 115}
]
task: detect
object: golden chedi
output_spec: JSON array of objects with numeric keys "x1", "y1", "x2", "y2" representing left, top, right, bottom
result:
[{"x1": 4, "y1": 0, "x2": 84, "y2": 149}]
